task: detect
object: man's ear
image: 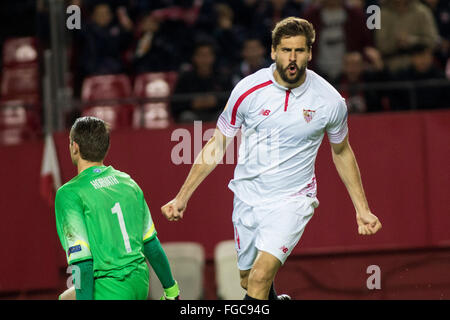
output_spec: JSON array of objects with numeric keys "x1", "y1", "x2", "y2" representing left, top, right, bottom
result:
[
  {"x1": 72, "y1": 141, "x2": 80, "y2": 155},
  {"x1": 271, "y1": 46, "x2": 276, "y2": 61},
  {"x1": 308, "y1": 48, "x2": 312, "y2": 62}
]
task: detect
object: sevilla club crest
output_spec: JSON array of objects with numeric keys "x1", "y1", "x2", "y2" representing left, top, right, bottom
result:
[{"x1": 303, "y1": 109, "x2": 315, "y2": 123}]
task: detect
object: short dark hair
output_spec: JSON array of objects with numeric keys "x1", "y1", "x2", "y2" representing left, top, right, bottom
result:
[
  {"x1": 70, "y1": 116, "x2": 110, "y2": 162},
  {"x1": 272, "y1": 17, "x2": 316, "y2": 50}
]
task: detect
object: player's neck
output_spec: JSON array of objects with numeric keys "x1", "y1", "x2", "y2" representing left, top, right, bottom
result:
[{"x1": 77, "y1": 160, "x2": 104, "y2": 174}]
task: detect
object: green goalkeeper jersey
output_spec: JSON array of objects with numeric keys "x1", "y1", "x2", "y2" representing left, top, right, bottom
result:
[{"x1": 55, "y1": 165, "x2": 156, "y2": 279}]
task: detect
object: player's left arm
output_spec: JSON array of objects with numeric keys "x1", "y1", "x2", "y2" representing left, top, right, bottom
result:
[
  {"x1": 330, "y1": 134, "x2": 382, "y2": 235},
  {"x1": 58, "y1": 260, "x2": 94, "y2": 300},
  {"x1": 140, "y1": 190, "x2": 180, "y2": 299},
  {"x1": 55, "y1": 188, "x2": 95, "y2": 300}
]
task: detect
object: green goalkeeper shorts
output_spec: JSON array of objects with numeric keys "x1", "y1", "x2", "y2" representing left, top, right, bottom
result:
[{"x1": 94, "y1": 262, "x2": 149, "y2": 300}]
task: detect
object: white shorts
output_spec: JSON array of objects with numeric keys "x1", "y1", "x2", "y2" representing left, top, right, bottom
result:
[{"x1": 232, "y1": 194, "x2": 319, "y2": 270}]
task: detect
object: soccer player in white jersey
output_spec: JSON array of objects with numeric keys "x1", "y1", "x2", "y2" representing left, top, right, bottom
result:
[{"x1": 161, "y1": 17, "x2": 382, "y2": 300}]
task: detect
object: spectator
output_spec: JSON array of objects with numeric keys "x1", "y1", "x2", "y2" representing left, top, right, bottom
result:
[
  {"x1": 228, "y1": 0, "x2": 261, "y2": 29},
  {"x1": 231, "y1": 37, "x2": 271, "y2": 86},
  {"x1": 132, "y1": 13, "x2": 177, "y2": 73},
  {"x1": 335, "y1": 48, "x2": 390, "y2": 113},
  {"x1": 303, "y1": 0, "x2": 373, "y2": 82},
  {"x1": 392, "y1": 44, "x2": 448, "y2": 110},
  {"x1": 422, "y1": 0, "x2": 450, "y2": 40},
  {"x1": 251, "y1": 0, "x2": 305, "y2": 53},
  {"x1": 375, "y1": 0, "x2": 439, "y2": 73},
  {"x1": 194, "y1": 2, "x2": 246, "y2": 73},
  {"x1": 171, "y1": 40, "x2": 232, "y2": 123},
  {"x1": 77, "y1": 2, "x2": 134, "y2": 77},
  {"x1": 211, "y1": 3, "x2": 247, "y2": 72},
  {"x1": 146, "y1": 6, "x2": 197, "y2": 69},
  {"x1": 422, "y1": 0, "x2": 450, "y2": 68}
]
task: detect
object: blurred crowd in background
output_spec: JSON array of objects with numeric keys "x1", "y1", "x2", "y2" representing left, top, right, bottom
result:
[{"x1": 0, "y1": 0, "x2": 449, "y2": 132}]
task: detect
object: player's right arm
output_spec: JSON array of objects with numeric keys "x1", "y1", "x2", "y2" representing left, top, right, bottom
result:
[
  {"x1": 161, "y1": 125, "x2": 233, "y2": 221},
  {"x1": 162, "y1": 77, "x2": 250, "y2": 221}
]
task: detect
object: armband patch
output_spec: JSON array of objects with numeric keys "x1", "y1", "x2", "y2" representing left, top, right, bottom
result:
[{"x1": 68, "y1": 244, "x2": 82, "y2": 256}]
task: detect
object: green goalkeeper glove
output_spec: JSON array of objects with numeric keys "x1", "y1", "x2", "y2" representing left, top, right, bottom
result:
[{"x1": 160, "y1": 280, "x2": 180, "y2": 300}]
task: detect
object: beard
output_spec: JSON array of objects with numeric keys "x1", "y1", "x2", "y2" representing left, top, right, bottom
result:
[{"x1": 275, "y1": 60, "x2": 307, "y2": 85}]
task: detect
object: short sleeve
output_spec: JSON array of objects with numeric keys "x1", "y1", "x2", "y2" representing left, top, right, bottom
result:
[
  {"x1": 217, "y1": 80, "x2": 251, "y2": 137},
  {"x1": 55, "y1": 188, "x2": 92, "y2": 264},
  {"x1": 140, "y1": 189, "x2": 156, "y2": 243},
  {"x1": 326, "y1": 98, "x2": 349, "y2": 144}
]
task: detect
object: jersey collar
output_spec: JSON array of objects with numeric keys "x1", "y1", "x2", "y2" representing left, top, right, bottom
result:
[
  {"x1": 268, "y1": 63, "x2": 311, "y2": 97},
  {"x1": 79, "y1": 165, "x2": 107, "y2": 176}
]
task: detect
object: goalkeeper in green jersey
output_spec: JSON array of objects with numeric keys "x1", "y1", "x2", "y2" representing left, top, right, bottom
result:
[{"x1": 55, "y1": 116, "x2": 179, "y2": 300}]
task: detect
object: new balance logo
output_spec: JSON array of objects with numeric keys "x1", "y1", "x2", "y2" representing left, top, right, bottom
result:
[
  {"x1": 260, "y1": 109, "x2": 271, "y2": 116},
  {"x1": 280, "y1": 246, "x2": 288, "y2": 254}
]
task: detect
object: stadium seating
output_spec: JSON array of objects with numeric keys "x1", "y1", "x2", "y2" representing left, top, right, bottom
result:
[
  {"x1": 0, "y1": 65, "x2": 40, "y2": 104},
  {"x1": 132, "y1": 72, "x2": 178, "y2": 129},
  {"x1": 0, "y1": 37, "x2": 41, "y2": 145},
  {"x1": 132, "y1": 102, "x2": 171, "y2": 129},
  {"x1": 214, "y1": 240, "x2": 246, "y2": 300},
  {"x1": 2, "y1": 37, "x2": 39, "y2": 67},
  {"x1": 147, "y1": 242, "x2": 205, "y2": 300},
  {"x1": 1, "y1": 37, "x2": 40, "y2": 105},
  {"x1": 0, "y1": 99, "x2": 40, "y2": 145},
  {"x1": 81, "y1": 74, "x2": 132, "y2": 103},
  {"x1": 1, "y1": 37, "x2": 41, "y2": 108},
  {"x1": 81, "y1": 104, "x2": 135, "y2": 130},
  {"x1": 80, "y1": 74, "x2": 135, "y2": 128},
  {"x1": 133, "y1": 72, "x2": 178, "y2": 98}
]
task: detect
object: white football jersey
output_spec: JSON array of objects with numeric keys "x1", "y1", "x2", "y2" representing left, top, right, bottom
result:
[{"x1": 217, "y1": 63, "x2": 348, "y2": 206}]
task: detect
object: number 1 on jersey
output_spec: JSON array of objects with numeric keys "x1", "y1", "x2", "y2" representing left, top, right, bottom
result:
[{"x1": 111, "y1": 202, "x2": 132, "y2": 253}]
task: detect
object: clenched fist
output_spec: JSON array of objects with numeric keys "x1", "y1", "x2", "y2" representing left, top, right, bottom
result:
[
  {"x1": 161, "y1": 198, "x2": 187, "y2": 222},
  {"x1": 356, "y1": 211, "x2": 382, "y2": 235}
]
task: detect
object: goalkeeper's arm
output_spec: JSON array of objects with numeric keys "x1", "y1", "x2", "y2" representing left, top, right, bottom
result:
[
  {"x1": 143, "y1": 236, "x2": 179, "y2": 299},
  {"x1": 59, "y1": 259, "x2": 94, "y2": 300}
]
